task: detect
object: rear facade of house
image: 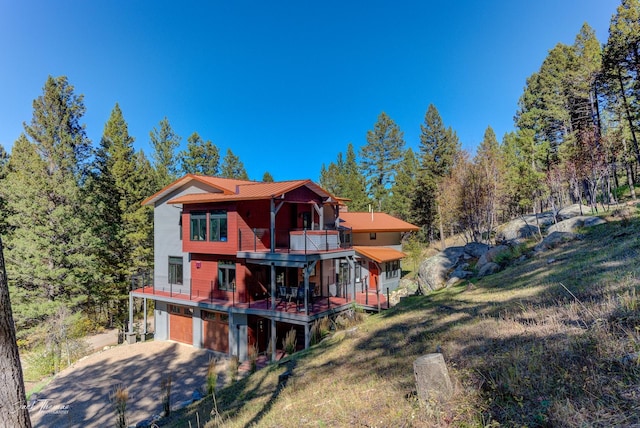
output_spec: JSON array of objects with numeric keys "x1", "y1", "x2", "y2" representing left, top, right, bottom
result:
[{"x1": 131, "y1": 175, "x2": 414, "y2": 362}]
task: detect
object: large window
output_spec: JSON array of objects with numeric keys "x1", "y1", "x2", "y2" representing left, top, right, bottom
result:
[
  {"x1": 209, "y1": 210, "x2": 228, "y2": 242},
  {"x1": 190, "y1": 212, "x2": 206, "y2": 241},
  {"x1": 384, "y1": 260, "x2": 400, "y2": 279},
  {"x1": 169, "y1": 256, "x2": 183, "y2": 285},
  {"x1": 218, "y1": 260, "x2": 236, "y2": 291}
]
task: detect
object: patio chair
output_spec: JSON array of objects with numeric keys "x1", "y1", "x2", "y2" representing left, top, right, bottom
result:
[
  {"x1": 278, "y1": 286, "x2": 288, "y2": 308},
  {"x1": 296, "y1": 286, "x2": 306, "y2": 311},
  {"x1": 290, "y1": 286, "x2": 298, "y2": 310}
]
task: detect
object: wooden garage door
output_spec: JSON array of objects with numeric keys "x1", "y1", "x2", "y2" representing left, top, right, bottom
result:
[
  {"x1": 169, "y1": 305, "x2": 193, "y2": 344},
  {"x1": 203, "y1": 311, "x2": 229, "y2": 353}
]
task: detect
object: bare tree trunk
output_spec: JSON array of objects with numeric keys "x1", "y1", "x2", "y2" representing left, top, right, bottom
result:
[
  {"x1": 0, "y1": 237, "x2": 33, "y2": 427},
  {"x1": 627, "y1": 162, "x2": 637, "y2": 200},
  {"x1": 437, "y1": 204, "x2": 445, "y2": 251}
]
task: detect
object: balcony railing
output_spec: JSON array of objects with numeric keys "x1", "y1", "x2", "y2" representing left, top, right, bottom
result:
[{"x1": 238, "y1": 227, "x2": 352, "y2": 253}]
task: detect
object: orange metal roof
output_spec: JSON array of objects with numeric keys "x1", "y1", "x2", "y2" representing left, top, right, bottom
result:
[
  {"x1": 142, "y1": 174, "x2": 256, "y2": 206},
  {"x1": 354, "y1": 246, "x2": 406, "y2": 262},
  {"x1": 142, "y1": 174, "x2": 342, "y2": 206},
  {"x1": 339, "y1": 212, "x2": 419, "y2": 232}
]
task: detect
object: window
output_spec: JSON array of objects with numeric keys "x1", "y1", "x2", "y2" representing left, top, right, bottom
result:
[
  {"x1": 209, "y1": 210, "x2": 228, "y2": 242},
  {"x1": 369, "y1": 232, "x2": 377, "y2": 240},
  {"x1": 169, "y1": 256, "x2": 183, "y2": 285},
  {"x1": 190, "y1": 212, "x2": 206, "y2": 241},
  {"x1": 218, "y1": 260, "x2": 236, "y2": 291},
  {"x1": 385, "y1": 260, "x2": 400, "y2": 279}
]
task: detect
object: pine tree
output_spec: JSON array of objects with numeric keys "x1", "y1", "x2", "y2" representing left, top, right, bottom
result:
[
  {"x1": 319, "y1": 143, "x2": 368, "y2": 211},
  {"x1": 0, "y1": 144, "x2": 9, "y2": 236},
  {"x1": 388, "y1": 148, "x2": 418, "y2": 221},
  {"x1": 150, "y1": 117, "x2": 181, "y2": 188},
  {"x1": 2, "y1": 76, "x2": 100, "y2": 340},
  {"x1": 602, "y1": 0, "x2": 640, "y2": 165},
  {"x1": 179, "y1": 132, "x2": 220, "y2": 176},
  {"x1": 413, "y1": 105, "x2": 460, "y2": 241},
  {"x1": 87, "y1": 104, "x2": 154, "y2": 325},
  {"x1": 262, "y1": 171, "x2": 274, "y2": 182},
  {"x1": 361, "y1": 112, "x2": 405, "y2": 210},
  {"x1": 220, "y1": 148, "x2": 249, "y2": 179}
]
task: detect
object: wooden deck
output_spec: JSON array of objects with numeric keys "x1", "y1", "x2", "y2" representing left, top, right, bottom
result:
[{"x1": 130, "y1": 286, "x2": 388, "y2": 318}]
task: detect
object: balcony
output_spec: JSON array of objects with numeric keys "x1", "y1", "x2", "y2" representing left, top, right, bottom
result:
[{"x1": 237, "y1": 227, "x2": 352, "y2": 254}]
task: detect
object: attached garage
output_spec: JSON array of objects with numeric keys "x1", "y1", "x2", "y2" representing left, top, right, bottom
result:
[
  {"x1": 169, "y1": 305, "x2": 193, "y2": 344},
  {"x1": 203, "y1": 310, "x2": 229, "y2": 353}
]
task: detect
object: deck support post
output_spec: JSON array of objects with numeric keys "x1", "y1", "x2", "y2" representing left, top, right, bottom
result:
[
  {"x1": 304, "y1": 323, "x2": 310, "y2": 350},
  {"x1": 271, "y1": 262, "x2": 277, "y2": 362},
  {"x1": 143, "y1": 297, "x2": 148, "y2": 336}
]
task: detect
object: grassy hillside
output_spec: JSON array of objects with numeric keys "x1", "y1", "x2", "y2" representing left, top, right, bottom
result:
[{"x1": 163, "y1": 207, "x2": 640, "y2": 427}]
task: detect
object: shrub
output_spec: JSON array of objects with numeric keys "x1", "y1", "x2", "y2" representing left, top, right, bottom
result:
[
  {"x1": 206, "y1": 358, "x2": 217, "y2": 396},
  {"x1": 283, "y1": 329, "x2": 297, "y2": 355},
  {"x1": 110, "y1": 384, "x2": 128, "y2": 428}
]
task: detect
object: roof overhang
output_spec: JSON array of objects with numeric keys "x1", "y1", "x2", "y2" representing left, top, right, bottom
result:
[{"x1": 353, "y1": 246, "x2": 406, "y2": 263}]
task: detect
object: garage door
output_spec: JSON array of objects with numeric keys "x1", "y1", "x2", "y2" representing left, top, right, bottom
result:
[
  {"x1": 203, "y1": 311, "x2": 229, "y2": 353},
  {"x1": 169, "y1": 305, "x2": 193, "y2": 344}
]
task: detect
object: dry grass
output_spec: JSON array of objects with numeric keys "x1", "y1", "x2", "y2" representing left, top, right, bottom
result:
[{"x1": 164, "y1": 207, "x2": 640, "y2": 427}]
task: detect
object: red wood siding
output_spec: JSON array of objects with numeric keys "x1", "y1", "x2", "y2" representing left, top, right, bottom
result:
[
  {"x1": 182, "y1": 203, "x2": 238, "y2": 255},
  {"x1": 190, "y1": 258, "x2": 250, "y2": 303}
]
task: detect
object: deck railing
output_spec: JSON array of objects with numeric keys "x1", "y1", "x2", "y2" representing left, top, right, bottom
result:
[{"x1": 237, "y1": 227, "x2": 352, "y2": 253}]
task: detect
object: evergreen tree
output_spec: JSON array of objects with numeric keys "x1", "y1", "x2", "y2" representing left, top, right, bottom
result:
[
  {"x1": 501, "y1": 130, "x2": 547, "y2": 215},
  {"x1": 262, "y1": 171, "x2": 274, "y2": 182},
  {"x1": 361, "y1": 112, "x2": 405, "y2": 210},
  {"x1": 319, "y1": 143, "x2": 368, "y2": 211},
  {"x1": 88, "y1": 104, "x2": 154, "y2": 325},
  {"x1": 179, "y1": 132, "x2": 220, "y2": 176},
  {"x1": 388, "y1": 148, "x2": 418, "y2": 221},
  {"x1": 2, "y1": 76, "x2": 100, "y2": 340},
  {"x1": 602, "y1": 0, "x2": 640, "y2": 165},
  {"x1": 0, "y1": 144, "x2": 9, "y2": 235},
  {"x1": 413, "y1": 105, "x2": 460, "y2": 241},
  {"x1": 150, "y1": 117, "x2": 180, "y2": 188},
  {"x1": 220, "y1": 148, "x2": 249, "y2": 179}
]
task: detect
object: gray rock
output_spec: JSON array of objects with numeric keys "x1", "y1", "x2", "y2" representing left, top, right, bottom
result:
[
  {"x1": 547, "y1": 216, "x2": 606, "y2": 234},
  {"x1": 446, "y1": 269, "x2": 473, "y2": 287},
  {"x1": 495, "y1": 219, "x2": 539, "y2": 244},
  {"x1": 476, "y1": 245, "x2": 509, "y2": 269},
  {"x1": 534, "y1": 231, "x2": 579, "y2": 252},
  {"x1": 478, "y1": 262, "x2": 501, "y2": 277},
  {"x1": 557, "y1": 204, "x2": 591, "y2": 220},
  {"x1": 417, "y1": 246, "x2": 465, "y2": 291},
  {"x1": 463, "y1": 242, "x2": 490, "y2": 258}
]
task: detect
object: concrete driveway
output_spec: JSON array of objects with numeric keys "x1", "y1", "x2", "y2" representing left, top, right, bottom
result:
[{"x1": 28, "y1": 341, "x2": 223, "y2": 427}]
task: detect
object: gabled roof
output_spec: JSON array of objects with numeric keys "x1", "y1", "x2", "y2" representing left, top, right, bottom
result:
[
  {"x1": 142, "y1": 175, "x2": 340, "y2": 206},
  {"x1": 339, "y1": 212, "x2": 419, "y2": 233},
  {"x1": 354, "y1": 246, "x2": 406, "y2": 262},
  {"x1": 141, "y1": 174, "x2": 254, "y2": 206}
]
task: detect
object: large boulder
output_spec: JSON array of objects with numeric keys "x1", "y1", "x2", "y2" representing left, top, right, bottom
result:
[
  {"x1": 547, "y1": 216, "x2": 606, "y2": 234},
  {"x1": 476, "y1": 245, "x2": 509, "y2": 269},
  {"x1": 478, "y1": 262, "x2": 501, "y2": 277},
  {"x1": 557, "y1": 204, "x2": 591, "y2": 221},
  {"x1": 534, "y1": 231, "x2": 579, "y2": 252},
  {"x1": 495, "y1": 219, "x2": 539, "y2": 244},
  {"x1": 463, "y1": 242, "x2": 490, "y2": 259},
  {"x1": 417, "y1": 246, "x2": 465, "y2": 291}
]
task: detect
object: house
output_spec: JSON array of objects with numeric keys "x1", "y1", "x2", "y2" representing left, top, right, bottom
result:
[
  {"x1": 339, "y1": 212, "x2": 419, "y2": 296},
  {"x1": 129, "y1": 174, "x2": 417, "y2": 362}
]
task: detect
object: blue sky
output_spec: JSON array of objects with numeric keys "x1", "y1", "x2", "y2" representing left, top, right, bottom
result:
[{"x1": 0, "y1": 1, "x2": 620, "y2": 182}]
